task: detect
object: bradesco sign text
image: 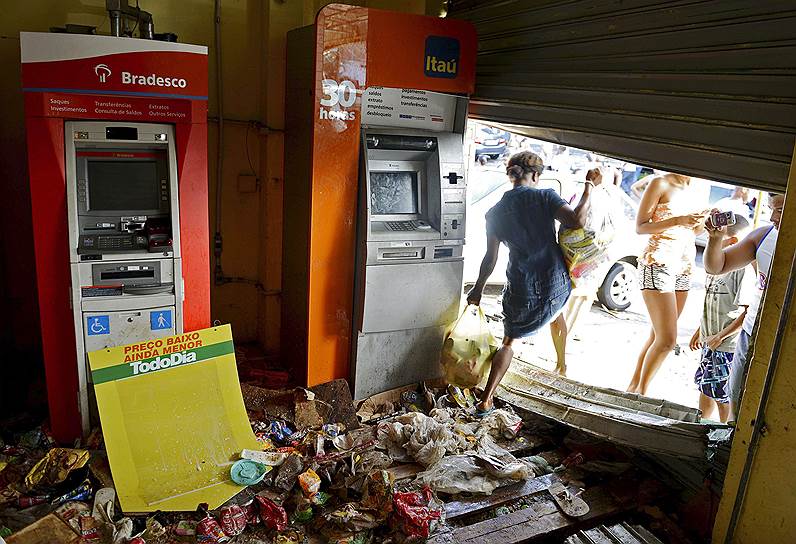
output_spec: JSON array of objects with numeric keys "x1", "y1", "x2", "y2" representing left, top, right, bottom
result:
[
  {"x1": 20, "y1": 33, "x2": 208, "y2": 99},
  {"x1": 121, "y1": 71, "x2": 187, "y2": 88}
]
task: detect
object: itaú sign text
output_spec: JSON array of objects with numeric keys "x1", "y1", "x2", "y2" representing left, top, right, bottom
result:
[{"x1": 121, "y1": 71, "x2": 188, "y2": 88}]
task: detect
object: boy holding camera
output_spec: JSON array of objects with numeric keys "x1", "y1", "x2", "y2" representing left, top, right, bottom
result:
[{"x1": 689, "y1": 215, "x2": 753, "y2": 422}]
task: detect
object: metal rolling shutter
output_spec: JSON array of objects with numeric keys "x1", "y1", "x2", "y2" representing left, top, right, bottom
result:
[{"x1": 448, "y1": 0, "x2": 796, "y2": 191}]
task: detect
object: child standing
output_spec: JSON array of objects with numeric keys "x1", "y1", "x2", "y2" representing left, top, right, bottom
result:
[{"x1": 688, "y1": 216, "x2": 752, "y2": 422}]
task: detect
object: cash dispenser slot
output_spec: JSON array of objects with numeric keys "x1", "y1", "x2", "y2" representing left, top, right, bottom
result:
[
  {"x1": 100, "y1": 269, "x2": 155, "y2": 280},
  {"x1": 378, "y1": 247, "x2": 425, "y2": 261}
]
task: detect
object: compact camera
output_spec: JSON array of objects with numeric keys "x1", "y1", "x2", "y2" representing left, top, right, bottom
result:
[{"x1": 710, "y1": 210, "x2": 736, "y2": 229}]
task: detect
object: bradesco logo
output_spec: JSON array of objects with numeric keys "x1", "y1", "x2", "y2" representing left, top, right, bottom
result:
[
  {"x1": 424, "y1": 35, "x2": 460, "y2": 79},
  {"x1": 95, "y1": 64, "x2": 111, "y2": 83},
  {"x1": 93, "y1": 63, "x2": 188, "y2": 89}
]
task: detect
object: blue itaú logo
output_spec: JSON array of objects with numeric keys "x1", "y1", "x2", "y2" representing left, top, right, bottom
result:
[{"x1": 424, "y1": 36, "x2": 460, "y2": 79}]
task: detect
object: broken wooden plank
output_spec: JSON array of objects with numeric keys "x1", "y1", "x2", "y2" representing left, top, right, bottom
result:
[
  {"x1": 444, "y1": 473, "x2": 560, "y2": 520},
  {"x1": 497, "y1": 372, "x2": 716, "y2": 459},
  {"x1": 6, "y1": 514, "x2": 80, "y2": 544},
  {"x1": 431, "y1": 483, "x2": 629, "y2": 544}
]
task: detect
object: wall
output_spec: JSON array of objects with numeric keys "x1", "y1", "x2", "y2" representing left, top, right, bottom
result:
[{"x1": 0, "y1": 0, "x2": 432, "y2": 413}]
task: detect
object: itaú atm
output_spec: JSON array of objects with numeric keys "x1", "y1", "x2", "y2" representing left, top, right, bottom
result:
[
  {"x1": 282, "y1": 5, "x2": 476, "y2": 399},
  {"x1": 21, "y1": 32, "x2": 210, "y2": 442}
]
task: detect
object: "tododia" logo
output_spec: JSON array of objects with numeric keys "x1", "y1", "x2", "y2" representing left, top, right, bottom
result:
[
  {"x1": 129, "y1": 350, "x2": 197, "y2": 375},
  {"x1": 424, "y1": 35, "x2": 460, "y2": 79}
]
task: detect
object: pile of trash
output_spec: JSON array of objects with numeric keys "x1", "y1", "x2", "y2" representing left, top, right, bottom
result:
[{"x1": 0, "y1": 383, "x2": 547, "y2": 543}]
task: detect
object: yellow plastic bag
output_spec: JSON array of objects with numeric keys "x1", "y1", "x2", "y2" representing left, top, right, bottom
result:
[
  {"x1": 441, "y1": 305, "x2": 498, "y2": 388},
  {"x1": 559, "y1": 185, "x2": 620, "y2": 287}
]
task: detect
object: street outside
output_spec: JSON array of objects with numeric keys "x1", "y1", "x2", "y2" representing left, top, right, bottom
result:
[{"x1": 464, "y1": 157, "x2": 708, "y2": 413}]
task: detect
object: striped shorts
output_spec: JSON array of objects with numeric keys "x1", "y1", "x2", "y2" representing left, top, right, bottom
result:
[{"x1": 639, "y1": 263, "x2": 691, "y2": 292}]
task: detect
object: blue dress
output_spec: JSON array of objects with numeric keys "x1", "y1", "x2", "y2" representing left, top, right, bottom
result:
[{"x1": 485, "y1": 186, "x2": 572, "y2": 338}]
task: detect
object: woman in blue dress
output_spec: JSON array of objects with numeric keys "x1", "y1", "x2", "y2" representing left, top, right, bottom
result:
[{"x1": 466, "y1": 151, "x2": 601, "y2": 414}]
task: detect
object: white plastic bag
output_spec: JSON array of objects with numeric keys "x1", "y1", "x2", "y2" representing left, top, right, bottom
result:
[
  {"x1": 417, "y1": 438, "x2": 537, "y2": 495},
  {"x1": 440, "y1": 305, "x2": 498, "y2": 388},
  {"x1": 559, "y1": 184, "x2": 622, "y2": 287}
]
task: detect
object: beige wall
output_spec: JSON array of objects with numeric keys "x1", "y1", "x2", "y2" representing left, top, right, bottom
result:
[{"x1": 0, "y1": 0, "x2": 431, "y2": 361}]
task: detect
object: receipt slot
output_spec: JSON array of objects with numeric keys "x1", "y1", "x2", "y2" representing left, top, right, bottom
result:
[{"x1": 21, "y1": 33, "x2": 209, "y2": 441}]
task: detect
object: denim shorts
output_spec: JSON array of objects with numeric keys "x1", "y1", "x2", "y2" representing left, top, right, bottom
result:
[
  {"x1": 729, "y1": 329, "x2": 752, "y2": 408},
  {"x1": 502, "y1": 277, "x2": 571, "y2": 339}
]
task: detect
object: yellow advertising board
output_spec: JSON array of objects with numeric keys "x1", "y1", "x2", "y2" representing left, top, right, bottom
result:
[{"x1": 88, "y1": 325, "x2": 260, "y2": 512}]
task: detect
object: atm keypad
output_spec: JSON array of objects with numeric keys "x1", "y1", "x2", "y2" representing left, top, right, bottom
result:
[{"x1": 387, "y1": 221, "x2": 419, "y2": 231}]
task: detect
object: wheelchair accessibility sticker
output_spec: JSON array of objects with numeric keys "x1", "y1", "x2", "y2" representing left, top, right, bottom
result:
[
  {"x1": 151, "y1": 310, "x2": 172, "y2": 331},
  {"x1": 87, "y1": 315, "x2": 110, "y2": 336}
]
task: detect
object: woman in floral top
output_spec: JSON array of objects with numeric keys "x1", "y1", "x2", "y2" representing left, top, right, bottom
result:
[{"x1": 627, "y1": 173, "x2": 706, "y2": 395}]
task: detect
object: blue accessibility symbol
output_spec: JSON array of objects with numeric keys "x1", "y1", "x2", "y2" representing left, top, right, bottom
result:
[
  {"x1": 87, "y1": 315, "x2": 110, "y2": 336},
  {"x1": 150, "y1": 310, "x2": 172, "y2": 331}
]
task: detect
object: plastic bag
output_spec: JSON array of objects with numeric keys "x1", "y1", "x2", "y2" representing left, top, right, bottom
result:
[
  {"x1": 559, "y1": 185, "x2": 622, "y2": 287},
  {"x1": 376, "y1": 412, "x2": 461, "y2": 467},
  {"x1": 417, "y1": 437, "x2": 536, "y2": 495},
  {"x1": 441, "y1": 305, "x2": 498, "y2": 388}
]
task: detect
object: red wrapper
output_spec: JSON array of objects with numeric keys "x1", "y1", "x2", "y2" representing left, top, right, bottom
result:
[
  {"x1": 219, "y1": 504, "x2": 247, "y2": 536},
  {"x1": 18, "y1": 495, "x2": 49, "y2": 508},
  {"x1": 129, "y1": 538, "x2": 146, "y2": 544},
  {"x1": 392, "y1": 486, "x2": 442, "y2": 540},
  {"x1": 256, "y1": 495, "x2": 288, "y2": 531},
  {"x1": 78, "y1": 515, "x2": 102, "y2": 542},
  {"x1": 196, "y1": 514, "x2": 229, "y2": 543},
  {"x1": 243, "y1": 499, "x2": 261, "y2": 525}
]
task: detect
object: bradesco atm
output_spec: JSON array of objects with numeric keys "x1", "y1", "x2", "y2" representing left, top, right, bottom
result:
[
  {"x1": 21, "y1": 32, "x2": 210, "y2": 442},
  {"x1": 281, "y1": 5, "x2": 476, "y2": 397},
  {"x1": 66, "y1": 121, "x2": 183, "y2": 424}
]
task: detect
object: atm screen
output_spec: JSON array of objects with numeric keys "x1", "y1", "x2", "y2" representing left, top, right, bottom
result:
[
  {"x1": 370, "y1": 171, "x2": 419, "y2": 215},
  {"x1": 87, "y1": 160, "x2": 161, "y2": 211}
]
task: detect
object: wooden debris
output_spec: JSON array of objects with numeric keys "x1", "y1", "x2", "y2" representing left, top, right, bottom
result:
[
  {"x1": 6, "y1": 514, "x2": 80, "y2": 544},
  {"x1": 445, "y1": 474, "x2": 560, "y2": 521},
  {"x1": 431, "y1": 482, "x2": 634, "y2": 544}
]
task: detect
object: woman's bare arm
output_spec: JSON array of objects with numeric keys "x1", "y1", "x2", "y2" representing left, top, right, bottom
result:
[{"x1": 466, "y1": 235, "x2": 501, "y2": 305}]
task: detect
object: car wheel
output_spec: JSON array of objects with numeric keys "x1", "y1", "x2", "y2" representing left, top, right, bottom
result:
[
  {"x1": 597, "y1": 261, "x2": 636, "y2": 311},
  {"x1": 478, "y1": 155, "x2": 487, "y2": 166}
]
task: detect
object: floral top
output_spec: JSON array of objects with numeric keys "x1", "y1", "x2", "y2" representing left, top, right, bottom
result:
[{"x1": 639, "y1": 201, "x2": 697, "y2": 276}]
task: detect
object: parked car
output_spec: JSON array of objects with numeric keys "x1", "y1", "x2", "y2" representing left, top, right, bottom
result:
[
  {"x1": 474, "y1": 126, "x2": 510, "y2": 165},
  {"x1": 464, "y1": 175, "x2": 643, "y2": 311}
]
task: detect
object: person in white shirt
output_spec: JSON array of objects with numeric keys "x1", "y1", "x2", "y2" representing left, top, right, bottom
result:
[{"x1": 703, "y1": 192, "x2": 785, "y2": 421}]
